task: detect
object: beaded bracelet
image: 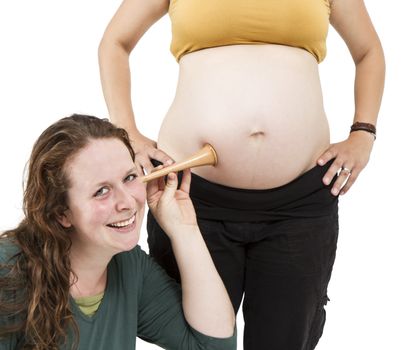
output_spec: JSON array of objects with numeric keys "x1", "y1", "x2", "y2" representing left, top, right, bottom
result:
[{"x1": 350, "y1": 122, "x2": 376, "y2": 140}]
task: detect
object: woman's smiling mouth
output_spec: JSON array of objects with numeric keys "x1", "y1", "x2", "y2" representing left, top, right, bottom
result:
[{"x1": 107, "y1": 214, "x2": 136, "y2": 229}]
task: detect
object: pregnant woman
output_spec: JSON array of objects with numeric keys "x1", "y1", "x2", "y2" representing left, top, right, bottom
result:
[{"x1": 99, "y1": 0, "x2": 385, "y2": 349}]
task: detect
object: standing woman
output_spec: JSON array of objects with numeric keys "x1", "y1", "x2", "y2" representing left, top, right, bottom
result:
[{"x1": 99, "y1": 0, "x2": 385, "y2": 349}]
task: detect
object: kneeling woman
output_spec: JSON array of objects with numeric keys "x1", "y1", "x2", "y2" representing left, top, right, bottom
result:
[{"x1": 0, "y1": 115, "x2": 236, "y2": 350}]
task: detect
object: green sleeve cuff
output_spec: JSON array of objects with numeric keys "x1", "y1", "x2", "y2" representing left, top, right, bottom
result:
[{"x1": 189, "y1": 325, "x2": 237, "y2": 350}]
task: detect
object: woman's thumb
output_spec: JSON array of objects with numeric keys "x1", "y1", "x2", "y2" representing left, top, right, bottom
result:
[{"x1": 161, "y1": 172, "x2": 178, "y2": 200}]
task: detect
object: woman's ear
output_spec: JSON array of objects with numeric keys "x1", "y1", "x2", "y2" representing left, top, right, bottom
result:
[{"x1": 57, "y1": 211, "x2": 72, "y2": 228}]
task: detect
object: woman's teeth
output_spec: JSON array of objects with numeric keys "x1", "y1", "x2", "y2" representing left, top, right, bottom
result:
[{"x1": 108, "y1": 215, "x2": 135, "y2": 228}]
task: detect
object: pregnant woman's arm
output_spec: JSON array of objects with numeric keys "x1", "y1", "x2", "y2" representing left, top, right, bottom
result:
[
  {"x1": 318, "y1": 0, "x2": 385, "y2": 196},
  {"x1": 99, "y1": 0, "x2": 174, "y2": 174}
]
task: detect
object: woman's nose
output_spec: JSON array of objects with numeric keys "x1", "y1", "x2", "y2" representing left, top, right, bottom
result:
[{"x1": 115, "y1": 187, "x2": 134, "y2": 211}]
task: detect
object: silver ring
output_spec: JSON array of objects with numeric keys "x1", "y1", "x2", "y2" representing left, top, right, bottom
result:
[{"x1": 341, "y1": 167, "x2": 352, "y2": 175}]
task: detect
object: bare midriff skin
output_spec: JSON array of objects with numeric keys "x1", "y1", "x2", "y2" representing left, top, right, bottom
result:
[{"x1": 157, "y1": 44, "x2": 330, "y2": 189}]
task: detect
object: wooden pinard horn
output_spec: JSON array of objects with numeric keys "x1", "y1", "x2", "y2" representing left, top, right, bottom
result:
[{"x1": 138, "y1": 143, "x2": 218, "y2": 183}]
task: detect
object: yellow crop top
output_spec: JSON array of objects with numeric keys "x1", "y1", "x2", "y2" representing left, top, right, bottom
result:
[{"x1": 169, "y1": 0, "x2": 331, "y2": 63}]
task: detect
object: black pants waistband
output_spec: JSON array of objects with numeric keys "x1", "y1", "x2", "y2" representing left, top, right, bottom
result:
[{"x1": 188, "y1": 160, "x2": 338, "y2": 222}]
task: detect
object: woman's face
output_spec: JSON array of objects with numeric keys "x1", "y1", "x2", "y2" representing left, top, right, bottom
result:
[{"x1": 60, "y1": 138, "x2": 146, "y2": 255}]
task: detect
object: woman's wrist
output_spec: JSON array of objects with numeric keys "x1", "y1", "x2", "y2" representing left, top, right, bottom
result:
[
  {"x1": 350, "y1": 121, "x2": 376, "y2": 140},
  {"x1": 168, "y1": 224, "x2": 201, "y2": 242},
  {"x1": 348, "y1": 129, "x2": 375, "y2": 147}
]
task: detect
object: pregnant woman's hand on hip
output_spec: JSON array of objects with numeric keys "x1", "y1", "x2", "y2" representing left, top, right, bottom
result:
[
  {"x1": 317, "y1": 132, "x2": 375, "y2": 196},
  {"x1": 130, "y1": 132, "x2": 174, "y2": 175}
]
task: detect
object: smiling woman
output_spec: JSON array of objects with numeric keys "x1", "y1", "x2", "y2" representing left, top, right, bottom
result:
[
  {"x1": 0, "y1": 114, "x2": 236, "y2": 350},
  {"x1": 60, "y1": 138, "x2": 146, "y2": 257}
]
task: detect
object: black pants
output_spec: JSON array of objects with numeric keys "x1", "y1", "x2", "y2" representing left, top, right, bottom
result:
[{"x1": 147, "y1": 161, "x2": 339, "y2": 350}]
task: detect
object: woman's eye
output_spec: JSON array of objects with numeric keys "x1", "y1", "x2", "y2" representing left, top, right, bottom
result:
[
  {"x1": 125, "y1": 174, "x2": 137, "y2": 182},
  {"x1": 95, "y1": 187, "x2": 109, "y2": 197}
]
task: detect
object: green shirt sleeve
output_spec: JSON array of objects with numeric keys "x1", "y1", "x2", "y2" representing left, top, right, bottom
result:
[
  {"x1": 136, "y1": 249, "x2": 236, "y2": 350},
  {"x1": 0, "y1": 240, "x2": 22, "y2": 350},
  {"x1": 0, "y1": 332, "x2": 19, "y2": 350}
]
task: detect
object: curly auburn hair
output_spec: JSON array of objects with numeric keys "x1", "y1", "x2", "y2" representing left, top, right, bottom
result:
[{"x1": 0, "y1": 114, "x2": 135, "y2": 349}]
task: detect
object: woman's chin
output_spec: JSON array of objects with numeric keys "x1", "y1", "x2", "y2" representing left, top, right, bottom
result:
[{"x1": 107, "y1": 225, "x2": 141, "y2": 253}]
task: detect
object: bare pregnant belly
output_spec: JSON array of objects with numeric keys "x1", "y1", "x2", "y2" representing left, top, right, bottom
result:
[{"x1": 157, "y1": 44, "x2": 330, "y2": 189}]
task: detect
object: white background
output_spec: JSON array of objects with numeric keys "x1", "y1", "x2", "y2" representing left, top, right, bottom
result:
[{"x1": 0, "y1": 1, "x2": 404, "y2": 349}]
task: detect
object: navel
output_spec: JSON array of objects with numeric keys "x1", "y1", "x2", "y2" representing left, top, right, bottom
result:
[{"x1": 250, "y1": 131, "x2": 266, "y2": 137}]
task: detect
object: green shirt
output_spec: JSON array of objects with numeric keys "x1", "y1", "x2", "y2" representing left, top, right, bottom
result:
[{"x1": 0, "y1": 243, "x2": 236, "y2": 350}]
